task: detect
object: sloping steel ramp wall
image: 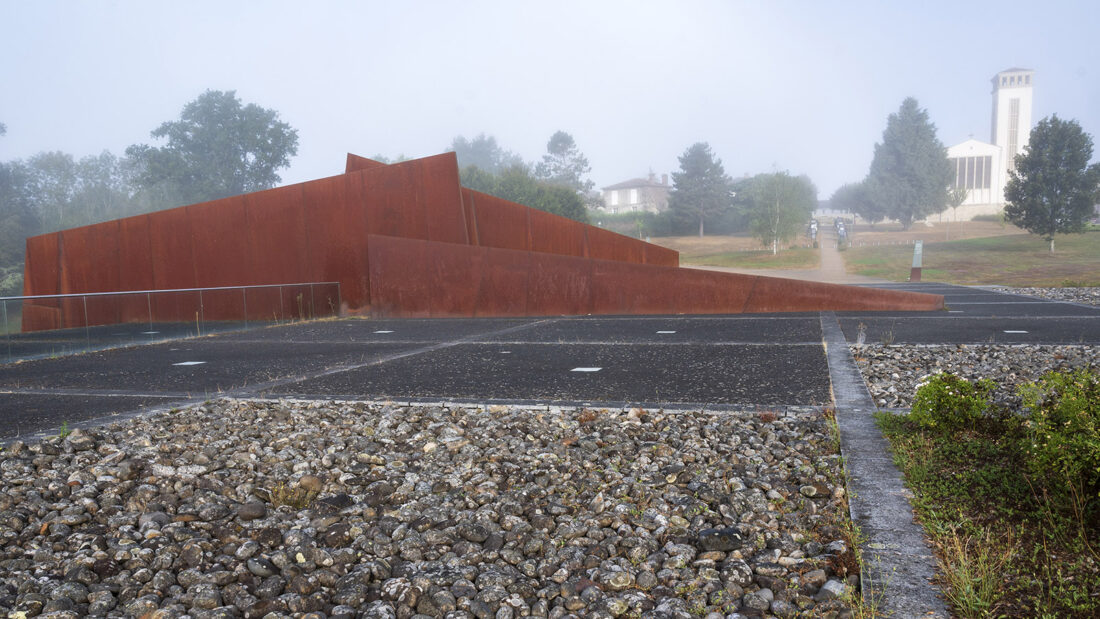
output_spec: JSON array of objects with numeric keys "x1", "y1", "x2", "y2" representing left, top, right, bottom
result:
[{"x1": 366, "y1": 235, "x2": 944, "y2": 317}]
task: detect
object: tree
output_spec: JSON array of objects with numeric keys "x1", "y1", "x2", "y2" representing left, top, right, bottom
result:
[
  {"x1": 126, "y1": 90, "x2": 299, "y2": 206},
  {"x1": 0, "y1": 155, "x2": 41, "y2": 269},
  {"x1": 667, "y1": 142, "x2": 734, "y2": 237},
  {"x1": 448, "y1": 134, "x2": 525, "y2": 174},
  {"x1": 460, "y1": 164, "x2": 587, "y2": 223},
  {"x1": 747, "y1": 172, "x2": 817, "y2": 254},
  {"x1": 1005, "y1": 115, "x2": 1100, "y2": 252},
  {"x1": 830, "y1": 182, "x2": 885, "y2": 226},
  {"x1": 534, "y1": 131, "x2": 594, "y2": 194},
  {"x1": 26, "y1": 151, "x2": 78, "y2": 230},
  {"x1": 73, "y1": 151, "x2": 134, "y2": 224},
  {"x1": 865, "y1": 98, "x2": 953, "y2": 229},
  {"x1": 943, "y1": 186, "x2": 968, "y2": 240}
]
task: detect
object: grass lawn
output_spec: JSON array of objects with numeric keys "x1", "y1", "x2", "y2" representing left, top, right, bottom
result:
[
  {"x1": 876, "y1": 369, "x2": 1100, "y2": 617},
  {"x1": 843, "y1": 231, "x2": 1100, "y2": 285},
  {"x1": 651, "y1": 235, "x2": 820, "y2": 269}
]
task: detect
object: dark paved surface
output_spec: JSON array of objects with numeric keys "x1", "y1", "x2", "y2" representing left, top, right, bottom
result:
[
  {"x1": 840, "y1": 283, "x2": 1100, "y2": 344},
  {"x1": 1, "y1": 283, "x2": 1097, "y2": 441}
]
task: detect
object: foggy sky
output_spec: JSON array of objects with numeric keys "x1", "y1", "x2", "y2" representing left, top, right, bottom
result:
[{"x1": 2, "y1": 0, "x2": 1098, "y2": 199}]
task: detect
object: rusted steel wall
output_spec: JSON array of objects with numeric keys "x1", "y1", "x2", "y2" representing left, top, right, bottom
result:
[
  {"x1": 21, "y1": 233, "x2": 61, "y2": 330},
  {"x1": 468, "y1": 190, "x2": 531, "y2": 252},
  {"x1": 345, "y1": 153, "x2": 387, "y2": 173},
  {"x1": 367, "y1": 235, "x2": 944, "y2": 318},
  {"x1": 20, "y1": 150, "x2": 937, "y2": 333},
  {"x1": 302, "y1": 173, "x2": 370, "y2": 313},
  {"x1": 586, "y1": 226, "x2": 645, "y2": 265},
  {"x1": 117, "y1": 214, "x2": 155, "y2": 323},
  {"x1": 59, "y1": 221, "x2": 121, "y2": 326}
]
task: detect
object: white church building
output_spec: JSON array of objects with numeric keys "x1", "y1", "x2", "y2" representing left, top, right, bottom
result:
[{"x1": 938, "y1": 68, "x2": 1034, "y2": 221}]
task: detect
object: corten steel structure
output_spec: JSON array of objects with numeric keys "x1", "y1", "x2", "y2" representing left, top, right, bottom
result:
[{"x1": 21, "y1": 152, "x2": 942, "y2": 331}]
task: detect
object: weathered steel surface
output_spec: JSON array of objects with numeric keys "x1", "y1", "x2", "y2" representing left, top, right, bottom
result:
[
  {"x1": 246, "y1": 185, "x2": 310, "y2": 286},
  {"x1": 20, "y1": 150, "x2": 940, "y2": 333},
  {"x1": 586, "y1": 226, "x2": 645, "y2": 265},
  {"x1": 345, "y1": 153, "x2": 387, "y2": 173},
  {"x1": 302, "y1": 173, "x2": 369, "y2": 312},
  {"x1": 528, "y1": 209, "x2": 587, "y2": 258},
  {"x1": 526, "y1": 252, "x2": 593, "y2": 317},
  {"x1": 367, "y1": 236, "x2": 943, "y2": 318},
  {"x1": 469, "y1": 190, "x2": 531, "y2": 252},
  {"x1": 116, "y1": 214, "x2": 155, "y2": 323},
  {"x1": 473, "y1": 246, "x2": 531, "y2": 317}
]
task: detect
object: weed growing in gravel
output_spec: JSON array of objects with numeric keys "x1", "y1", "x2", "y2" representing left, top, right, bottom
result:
[
  {"x1": 877, "y1": 366, "x2": 1100, "y2": 617},
  {"x1": 260, "y1": 482, "x2": 318, "y2": 510},
  {"x1": 57, "y1": 420, "x2": 71, "y2": 439}
]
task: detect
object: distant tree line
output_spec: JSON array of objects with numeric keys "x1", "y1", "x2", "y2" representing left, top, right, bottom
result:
[{"x1": 0, "y1": 90, "x2": 299, "y2": 294}]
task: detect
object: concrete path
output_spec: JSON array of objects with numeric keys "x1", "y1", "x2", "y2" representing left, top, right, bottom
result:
[
  {"x1": 685, "y1": 223, "x2": 889, "y2": 284},
  {"x1": 822, "y1": 312, "x2": 949, "y2": 617}
]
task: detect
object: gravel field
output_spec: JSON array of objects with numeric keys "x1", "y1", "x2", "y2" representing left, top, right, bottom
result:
[
  {"x1": 853, "y1": 343, "x2": 1099, "y2": 410},
  {"x1": 0, "y1": 401, "x2": 856, "y2": 619},
  {"x1": 1, "y1": 286, "x2": 1094, "y2": 618},
  {"x1": 856, "y1": 287, "x2": 1099, "y2": 410},
  {"x1": 988, "y1": 286, "x2": 1100, "y2": 306}
]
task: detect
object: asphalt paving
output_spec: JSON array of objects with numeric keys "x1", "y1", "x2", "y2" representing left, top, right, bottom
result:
[{"x1": 0, "y1": 283, "x2": 1097, "y2": 442}]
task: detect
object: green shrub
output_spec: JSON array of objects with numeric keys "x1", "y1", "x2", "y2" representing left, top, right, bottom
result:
[
  {"x1": 909, "y1": 372, "x2": 995, "y2": 432},
  {"x1": 1019, "y1": 367, "x2": 1100, "y2": 501}
]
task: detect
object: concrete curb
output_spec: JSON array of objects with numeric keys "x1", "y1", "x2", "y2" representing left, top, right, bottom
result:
[{"x1": 820, "y1": 311, "x2": 950, "y2": 617}]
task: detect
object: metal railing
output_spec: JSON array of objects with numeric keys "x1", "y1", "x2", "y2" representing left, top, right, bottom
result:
[{"x1": 1, "y1": 282, "x2": 341, "y2": 364}]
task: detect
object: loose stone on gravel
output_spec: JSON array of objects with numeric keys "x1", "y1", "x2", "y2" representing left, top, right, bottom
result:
[
  {"x1": 853, "y1": 343, "x2": 1099, "y2": 409},
  {"x1": 990, "y1": 286, "x2": 1100, "y2": 307},
  {"x1": 0, "y1": 399, "x2": 855, "y2": 617}
]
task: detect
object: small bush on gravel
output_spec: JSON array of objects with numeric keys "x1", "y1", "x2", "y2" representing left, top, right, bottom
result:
[
  {"x1": 1020, "y1": 367, "x2": 1100, "y2": 505},
  {"x1": 910, "y1": 372, "x2": 996, "y2": 432}
]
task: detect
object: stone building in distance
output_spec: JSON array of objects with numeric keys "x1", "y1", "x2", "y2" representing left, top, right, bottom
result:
[{"x1": 599, "y1": 173, "x2": 671, "y2": 214}]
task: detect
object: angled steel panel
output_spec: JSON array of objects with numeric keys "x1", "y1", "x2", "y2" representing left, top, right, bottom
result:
[
  {"x1": 528, "y1": 209, "x2": 587, "y2": 258},
  {"x1": 189, "y1": 196, "x2": 250, "y2": 321},
  {"x1": 526, "y1": 252, "x2": 593, "y2": 316},
  {"x1": 643, "y1": 242, "x2": 679, "y2": 267},
  {"x1": 743, "y1": 276, "x2": 944, "y2": 312},
  {"x1": 117, "y1": 214, "x2": 155, "y2": 323},
  {"x1": 148, "y1": 206, "x2": 197, "y2": 322},
  {"x1": 469, "y1": 190, "x2": 530, "y2": 252},
  {"x1": 418, "y1": 152, "x2": 469, "y2": 245},
  {"x1": 590, "y1": 260, "x2": 681, "y2": 315},
  {"x1": 367, "y1": 235, "x2": 432, "y2": 318},
  {"x1": 426, "y1": 242, "x2": 483, "y2": 317},
  {"x1": 345, "y1": 153, "x2": 388, "y2": 173},
  {"x1": 21, "y1": 233, "x2": 60, "y2": 331},
  {"x1": 189, "y1": 196, "x2": 250, "y2": 287},
  {"x1": 460, "y1": 188, "x2": 480, "y2": 246},
  {"x1": 586, "y1": 226, "x2": 645, "y2": 264},
  {"x1": 474, "y1": 246, "x2": 530, "y2": 317},
  {"x1": 244, "y1": 184, "x2": 308, "y2": 286},
  {"x1": 671, "y1": 268, "x2": 756, "y2": 314},
  {"x1": 364, "y1": 159, "x2": 427, "y2": 241},
  {"x1": 304, "y1": 173, "x2": 371, "y2": 313}
]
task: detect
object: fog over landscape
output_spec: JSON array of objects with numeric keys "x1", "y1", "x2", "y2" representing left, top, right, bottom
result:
[{"x1": 2, "y1": 0, "x2": 1098, "y2": 196}]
